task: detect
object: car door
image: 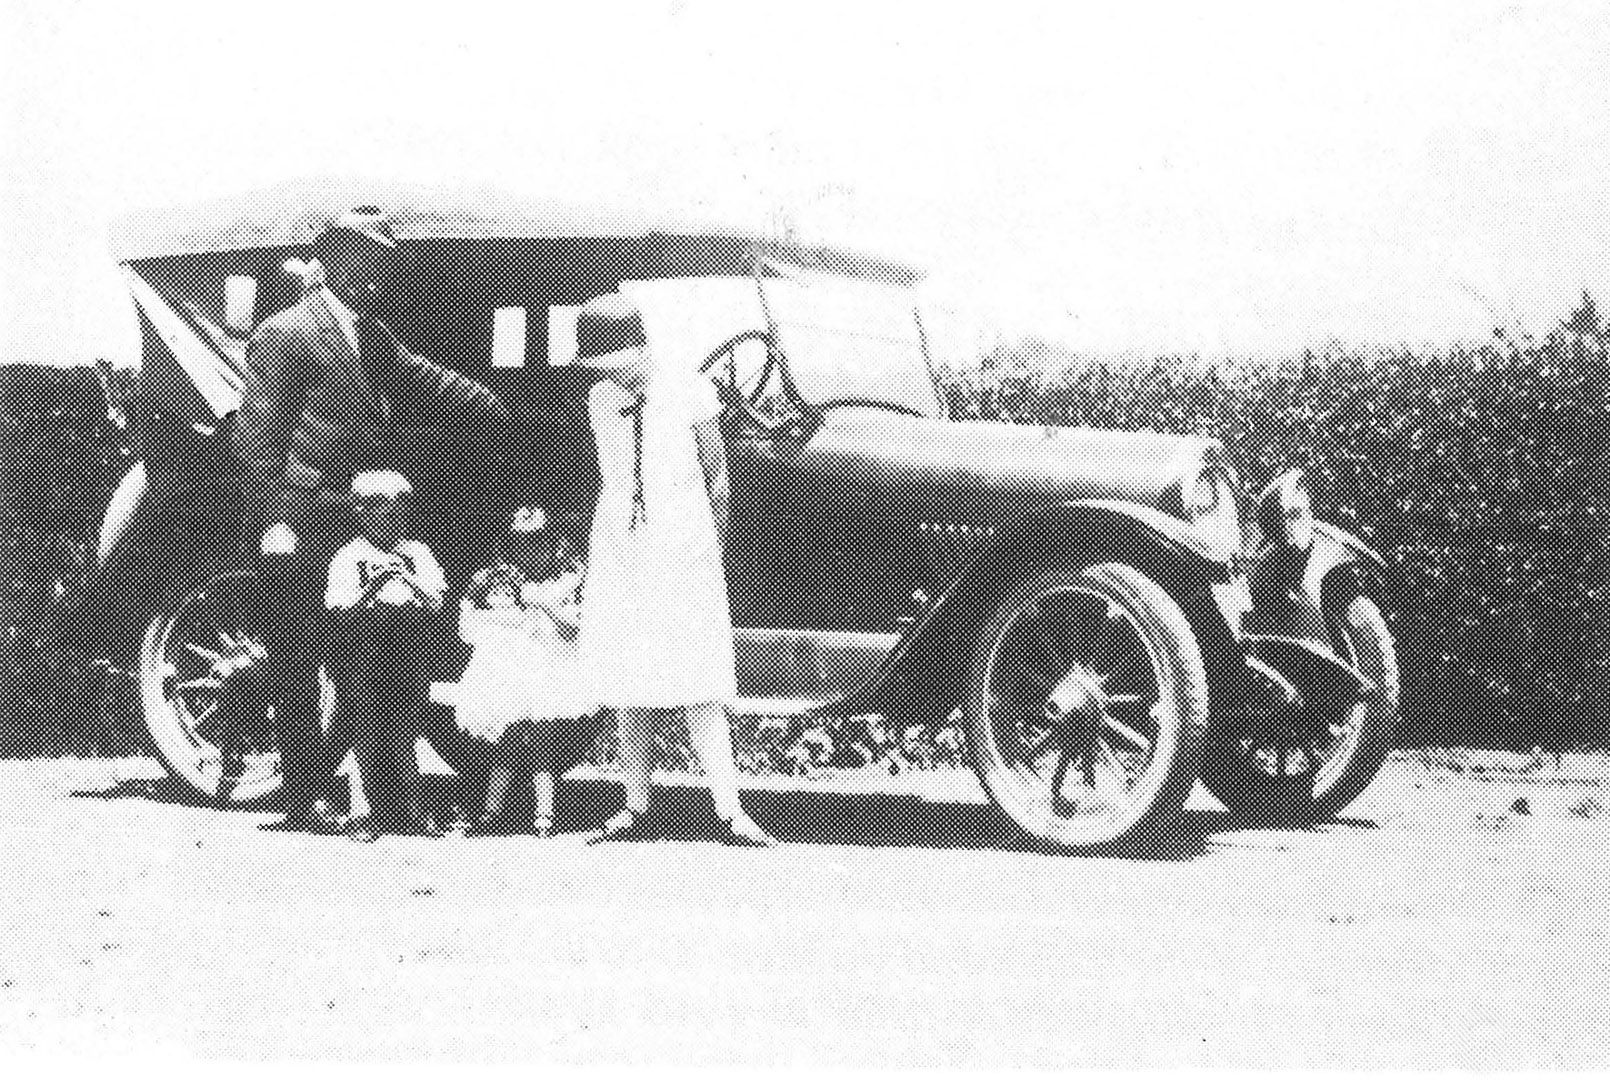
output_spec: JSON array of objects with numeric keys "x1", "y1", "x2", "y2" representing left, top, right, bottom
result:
[
  {"x1": 620, "y1": 276, "x2": 921, "y2": 704},
  {"x1": 724, "y1": 409, "x2": 925, "y2": 637}
]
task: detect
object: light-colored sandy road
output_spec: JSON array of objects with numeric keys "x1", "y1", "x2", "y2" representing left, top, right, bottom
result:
[{"x1": 1, "y1": 751, "x2": 1607, "y2": 1069}]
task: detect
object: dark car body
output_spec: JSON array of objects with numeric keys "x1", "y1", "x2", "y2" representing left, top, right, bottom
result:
[{"x1": 75, "y1": 179, "x2": 1400, "y2": 851}]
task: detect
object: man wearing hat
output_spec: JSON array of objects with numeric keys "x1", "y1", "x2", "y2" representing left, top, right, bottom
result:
[{"x1": 223, "y1": 206, "x2": 510, "y2": 832}]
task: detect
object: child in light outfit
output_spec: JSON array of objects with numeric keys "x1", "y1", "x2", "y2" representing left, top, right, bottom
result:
[
  {"x1": 455, "y1": 509, "x2": 596, "y2": 837},
  {"x1": 324, "y1": 470, "x2": 448, "y2": 841}
]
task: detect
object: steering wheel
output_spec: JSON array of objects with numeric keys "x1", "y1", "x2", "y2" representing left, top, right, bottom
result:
[{"x1": 699, "y1": 329, "x2": 800, "y2": 433}]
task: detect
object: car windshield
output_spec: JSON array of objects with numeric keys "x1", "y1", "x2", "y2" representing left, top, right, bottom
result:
[
  {"x1": 613, "y1": 272, "x2": 946, "y2": 422},
  {"x1": 758, "y1": 270, "x2": 946, "y2": 419}
]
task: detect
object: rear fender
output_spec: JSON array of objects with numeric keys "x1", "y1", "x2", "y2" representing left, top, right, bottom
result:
[
  {"x1": 837, "y1": 500, "x2": 1233, "y2": 717},
  {"x1": 62, "y1": 456, "x2": 244, "y2": 668}
]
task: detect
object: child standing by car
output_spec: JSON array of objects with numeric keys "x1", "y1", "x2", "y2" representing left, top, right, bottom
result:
[
  {"x1": 456, "y1": 510, "x2": 597, "y2": 836},
  {"x1": 324, "y1": 470, "x2": 448, "y2": 841}
]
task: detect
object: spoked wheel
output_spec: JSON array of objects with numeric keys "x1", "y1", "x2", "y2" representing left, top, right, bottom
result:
[
  {"x1": 963, "y1": 563, "x2": 1208, "y2": 854},
  {"x1": 138, "y1": 572, "x2": 331, "y2": 804},
  {"x1": 1201, "y1": 595, "x2": 1401, "y2": 824}
]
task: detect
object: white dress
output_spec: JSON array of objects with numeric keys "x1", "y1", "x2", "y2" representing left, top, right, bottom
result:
[
  {"x1": 576, "y1": 371, "x2": 738, "y2": 708},
  {"x1": 455, "y1": 573, "x2": 592, "y2": 743}
]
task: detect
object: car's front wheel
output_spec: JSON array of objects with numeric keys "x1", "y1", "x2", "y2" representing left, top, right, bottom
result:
[
  {"x1": 1200, "y1": 594, "x2": 1400, "y2": 824},
  {"x1": 962, "y1": 563, "x2": 1208, "y2": 854}
]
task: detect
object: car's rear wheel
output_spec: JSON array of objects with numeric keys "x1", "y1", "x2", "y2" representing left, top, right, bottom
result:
[
  {"x1": 139, "y1": 572, "x2": 295, "y2": 803},
  {"x1": 1200, "y1": 594, "x2": 1400, "y2": 824},
  {"x1": 139, "y1": 572, "x2": 482, "y2": 805},
  {"x1": 962, "y1": 563, "x2": 1208, "y2": 854}
]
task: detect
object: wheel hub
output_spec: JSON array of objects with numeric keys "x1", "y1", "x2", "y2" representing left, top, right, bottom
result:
[
  {"x1": 1045, "y1": 664, "x2": 1108, "y2": 729},
  {"x1": 210, "y1": 637, "x2": 265, "y2": 683}
]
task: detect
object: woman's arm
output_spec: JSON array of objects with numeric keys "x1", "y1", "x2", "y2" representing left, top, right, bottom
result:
[{"x1": 691, "y1": 414, "x2": 730, "y2": 554}]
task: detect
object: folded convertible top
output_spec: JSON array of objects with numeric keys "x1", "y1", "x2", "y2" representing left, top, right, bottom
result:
[{"x1": 108, "y1": 176, "x2": 916, "y2": 275}]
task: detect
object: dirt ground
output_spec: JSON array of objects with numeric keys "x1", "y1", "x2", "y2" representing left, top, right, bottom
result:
[{"x1": 1, "y1": 747, "x2": 1607, "y2": 1069}]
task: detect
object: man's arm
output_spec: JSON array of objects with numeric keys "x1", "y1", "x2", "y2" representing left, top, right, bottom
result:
[
  {"x1": 232, "y1": 321, "x2": 308, "y2": 491},
  {"x1": 378, "y1": 326, "x2": 512, "y2": 435}
]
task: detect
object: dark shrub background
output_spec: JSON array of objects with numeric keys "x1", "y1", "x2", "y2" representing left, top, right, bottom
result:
[
  {"x1": 1, "y1": 363, "x2": 138, "y2": 755},
  {"x1": 939, "y1": 295, "x2": 1608, "y2": 752},
  {"x1": 3, "y1": 295, "x2": 1605, "y2": 762}
]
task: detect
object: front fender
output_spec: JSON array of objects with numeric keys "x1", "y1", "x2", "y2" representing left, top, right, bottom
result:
[
  {"x1": 834, "y1": 499, "x2": 1234, "y2": 717},
  {"x1": 1309, "y1": 521, "x2": 1390, "y2": 614},
  {"x1": 1231, "y1": 520, "x2": 1391, "y2": 720},
  {"x1": 1245, "y1": 521, "x2": 1390, "y2": 645}
]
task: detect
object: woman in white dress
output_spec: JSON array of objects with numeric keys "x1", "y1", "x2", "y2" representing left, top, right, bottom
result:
[{"x1": 572, "y1": 292, "x2": 774, "y2": 846}]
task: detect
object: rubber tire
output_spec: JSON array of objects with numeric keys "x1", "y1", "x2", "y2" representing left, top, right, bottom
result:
[
  {"x1": 139, "y1": 573, "x2": 289, "y2": 804},
  {"x1": 1202, "y1": 594, "x2": 1401, "y2": 825},
  {"x1": 962, "y1": 563, "x2": 1209, "y2": 855},
  {"x1": 139, "y1": 574, "x2": 484, "y2": 805}
]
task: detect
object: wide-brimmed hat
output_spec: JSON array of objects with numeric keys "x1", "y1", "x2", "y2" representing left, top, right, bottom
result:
[
  {"x1": 316, "y1": 205, "x2": 400, "y2": 252},
  {"x1": 574, "y1": 293, "x2": 648, "y2": 371}
]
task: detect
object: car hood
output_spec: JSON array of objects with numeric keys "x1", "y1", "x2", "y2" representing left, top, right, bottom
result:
[{"x1": 768, "y1": 409, "x2": 1221, "y2": 521}]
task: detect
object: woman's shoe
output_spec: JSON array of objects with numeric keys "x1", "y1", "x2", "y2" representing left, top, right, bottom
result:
[
  {"x1": 589, "y1": 808, "x2": 658, "y2": 844},
  {"x1": 533, "y1": 815, "x2": 554, "y2": 839},
  {"x1": 720, "y1": 813, "x2": 777, "y2": 848},
  {"x1": 344, "y1": 815, "x2": 381, "y2": 843}
]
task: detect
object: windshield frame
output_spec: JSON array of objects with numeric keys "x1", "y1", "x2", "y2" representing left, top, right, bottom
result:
[{"x1": 755, "y1": 270, "x2": 950, "y2": 423}]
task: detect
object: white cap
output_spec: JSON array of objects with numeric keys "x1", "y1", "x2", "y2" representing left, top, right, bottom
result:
[{"x1": 352, "y1": 470, "x2": 413, "y2": 498}]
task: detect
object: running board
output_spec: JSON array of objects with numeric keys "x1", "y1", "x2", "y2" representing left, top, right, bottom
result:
[
  {"x1": 432, "y1": 687, "x2": 844, "y2": 718},
  {"x1": 432, "y1": 627, "x2": 901, "y2": 714}
]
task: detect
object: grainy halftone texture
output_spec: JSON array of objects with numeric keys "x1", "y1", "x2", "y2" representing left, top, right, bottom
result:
[{"x1": 2, "y1": 186, "x2": 1607, "y2": 1066}]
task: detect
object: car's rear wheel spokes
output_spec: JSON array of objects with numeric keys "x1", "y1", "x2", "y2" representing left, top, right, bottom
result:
[{"x1": 142, "y1": 573, "x2": 289, "y2": 802}]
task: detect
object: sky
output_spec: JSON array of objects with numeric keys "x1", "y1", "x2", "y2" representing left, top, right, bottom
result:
[{"x1": 3, "y1": 0, "x2": 1609, "y2": 364}]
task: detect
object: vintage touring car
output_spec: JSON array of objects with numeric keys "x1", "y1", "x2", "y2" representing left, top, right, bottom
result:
[{"x1": 72, "y1": 178, "x2": 1400, "y2": 852}]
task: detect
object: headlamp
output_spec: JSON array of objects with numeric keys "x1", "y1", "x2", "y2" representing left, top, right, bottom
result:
[
  {"x1": 1182, "y1": 455, "x2": 1244, "y2": 558},
  {"x1": 1257, "y1": 470, "x2": 1316, "y2": 553}
]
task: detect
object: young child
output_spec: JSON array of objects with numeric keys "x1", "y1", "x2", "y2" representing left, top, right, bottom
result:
[
  {"x1": 455, "y1": 508, "x2": 595, "y2": 837},
  {"x1": 324, "y1": 470, "x2": 448, "y2": 842}
]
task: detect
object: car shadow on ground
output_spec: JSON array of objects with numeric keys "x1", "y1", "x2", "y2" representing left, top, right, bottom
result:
[
  {"x1": 1183, "y1": 808, "x2": 1379, "y2": 854},
  {"x1": 559, "y1": 780, "x2": 1382, "y2": 858},
  {"x1": 69, "y1": 773, "x2": 1378, "y2": 861},
  {"x1": 71, "y1": 774, "x2": 229, "y2": 808}
]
